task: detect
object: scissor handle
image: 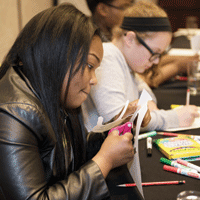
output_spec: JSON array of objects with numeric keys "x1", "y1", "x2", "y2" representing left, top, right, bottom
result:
[{"x1": 108, "y1": 122, "x2": 132, "y2": 136}]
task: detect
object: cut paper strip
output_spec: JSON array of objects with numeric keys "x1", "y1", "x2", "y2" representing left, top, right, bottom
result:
[
  {"x1": 128, "y1": 89, "x2": 152, "y2": 199},
  {"x1": 92, "y1": 89, "x2": 152, "y2": 133},
  {"x1": 91, "y1": 100, "x2": 130, "y2": 133}
]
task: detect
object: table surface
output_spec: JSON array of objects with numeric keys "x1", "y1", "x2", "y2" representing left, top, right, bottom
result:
[{"x1": 106, "y1": 80, "x2": 200, "y2": 200}]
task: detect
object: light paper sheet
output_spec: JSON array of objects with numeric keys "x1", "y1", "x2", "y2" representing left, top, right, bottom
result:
[
  {"x1": 164, "y1": 107, "x2": 200, "y2": 132},
  {"x1": 128, "y1": 104, "x2": 147, "y2": 199},
  {"x1": 92, "y1": 89, "x2": 152, "y2": 199},
  {"x1": 191, "y1": 35, "x2": 200, "y2": 54},
  {"x1": 128, "y1": 89, "x2": 152, "y2": 199},
  {"x1": 91, "y1": 100, "x2": 140, "y2": 133}
]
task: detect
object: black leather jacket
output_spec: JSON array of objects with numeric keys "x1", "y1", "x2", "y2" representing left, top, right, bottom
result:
[{"x1": 0, "y1": 67, "x2": 110, "y2": 200}]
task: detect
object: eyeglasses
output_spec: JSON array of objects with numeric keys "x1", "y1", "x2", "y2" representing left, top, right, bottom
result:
[
  {"x1": 103, "y1": 2, "x2": 132, "y2": 11},
  {"x1": 136, "y1": 34, "x2": 162, "y2": 62}
]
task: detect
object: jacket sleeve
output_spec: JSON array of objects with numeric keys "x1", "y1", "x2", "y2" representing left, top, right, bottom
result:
[{"x1": 0, "y1": 112, "x2": 110, "y2": 200}]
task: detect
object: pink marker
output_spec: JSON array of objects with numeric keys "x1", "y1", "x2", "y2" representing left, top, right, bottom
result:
[
  {"x1": 108, "y1": 122, "x2": 132, "y2": 136},
  {"x1": 175, "y1": 75, "x2": 188, "y2": 81},
  {"x1": 177, "y1": 158, "x2": 200, "y2": 173},
  {"x1": 157, "y1": 132, "x2": 179, "y2": 137},
  {"x1": 163, "y1": 165, "x2": 200, "y2": 179}
]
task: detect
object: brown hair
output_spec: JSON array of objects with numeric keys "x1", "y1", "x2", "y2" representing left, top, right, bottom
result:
[
  {"x1": 112, "y1": 1, "x2": 168, "y2": 39},
  {"x1": 112, "y1": 1, "x2": 171, "y2": 87}
]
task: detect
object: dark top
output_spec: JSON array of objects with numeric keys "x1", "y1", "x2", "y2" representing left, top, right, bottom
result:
[{"x1": 0, "y1": 67, "x2": 110, "y2": 200}]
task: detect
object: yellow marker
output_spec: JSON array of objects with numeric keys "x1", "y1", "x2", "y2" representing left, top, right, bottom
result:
[{"x1": 170, "y1": 104, "x2": 183, "y2": 109}]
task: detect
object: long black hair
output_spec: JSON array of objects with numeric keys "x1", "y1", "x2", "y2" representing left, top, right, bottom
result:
[{"x1": 0, "y1": 3, "x2": 100, "y2": 179}]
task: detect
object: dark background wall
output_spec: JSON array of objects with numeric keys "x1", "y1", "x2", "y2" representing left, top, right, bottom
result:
[{"x1": 159, "y1": 0, "x2": 199, "y2": 32}]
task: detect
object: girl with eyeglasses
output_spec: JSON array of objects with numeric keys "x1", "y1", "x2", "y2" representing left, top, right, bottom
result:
[{"x1": 82, "y1": 1, "x2": 199, "y2": 133}]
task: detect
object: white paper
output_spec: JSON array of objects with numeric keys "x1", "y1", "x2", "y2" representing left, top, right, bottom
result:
[
  {"x1": 164, "y1": 107, "x2": 200, "y2": 132},
  {"x1": 128, "y1": 89, "x2": 152, "y2": 200},
  {"x1": 128, "y1": 104, "x2": 147, "y2": 199},
  {"x1": 164, "y1": 117, "x2": 200, "y2": 132},
  {"x1": 91, "y1": 89, "x2": 152, "y2": 134},
  {"x1": 168, "y1": 48, "x2": 199, "y2": 56},
  {"x1": 91, "y1": 100, "x2": 130, "y2": 133},
  {"x1": 191, "y1": 35, "x2": 200, "y2": 53},
  {"x1": 91, "y1": 89, "x2": 152, "y2": 199}
]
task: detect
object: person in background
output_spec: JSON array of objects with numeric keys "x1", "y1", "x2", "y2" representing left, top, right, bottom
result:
[
  {"x1": 186, "y1": 16, "x2": 199, "y2": 29},
  {"x1": 86, "y1": 0, "x2": 134, "y2": 41},
  {"x1": 82, "y1": 1, "x2": 199, "y2": 133},
  {"x1": 139, "y1": 23, "x2": 199, "y2": 88},
  {"x1": 86, "y1": 0, "x2": 198, "y2": 88},
  {"x1": 139, "y1": 53, "x2": 199, "y2": 88},
  {"x1": 0, "y1": 3, "x2": 148, "y2": 199}
]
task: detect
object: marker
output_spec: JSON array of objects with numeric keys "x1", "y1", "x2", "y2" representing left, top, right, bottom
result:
[
  {"x1": 170, "y1": 104, "x2": 183, "y2": 109},
  {"x1": 171, "y1": 156, "x2": 200, "y2": 162},
  {"x1": 178, "y1": 157, "x2": 200, "y2": 162},
  {"x1": 157, "y1": 132, "x2": 179, "y2": 137},
  {"x1": 117, "y1": 180, "x2": 185, "y2": 187},
  {"x1": 147, "y1": 137, "x2": 152, "y2": 156},
  {"x1": 157, "y1": 132, "x2": 200, "y2": 139},
  {"x1": 174, "y1": 75, "x2": 188, "y2": 81},
  {"x1": 177, "y1": 158, "x2": 200, "y2": 173},
  {"x1": 138, "y1": 131, "x2": 157, "y2": 140},
  {"x1": 160, "y1": 157, "x2": 198, "y2": 173},
  {"x1": 163, "y1": 165, "x2": 200, "y2": 179},
  {"x1": 186, "y1": 88, "x2": 190, "y2": 106}
]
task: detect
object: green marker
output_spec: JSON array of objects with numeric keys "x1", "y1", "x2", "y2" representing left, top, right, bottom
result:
[
  {"x1": 138, "y1": 131, "x2": 157, "y2": 140},
  {"x1": 160, "y1": 157, "x2": 197, "y2": 173}
]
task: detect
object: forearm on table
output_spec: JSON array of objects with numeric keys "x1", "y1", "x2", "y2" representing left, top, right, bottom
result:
[
  {"x1": 154, "y1": 63, "x2": 180, "y2": 85},
  {"x1": 141, "y1": 63, "x2": 180, "y2": 87}
]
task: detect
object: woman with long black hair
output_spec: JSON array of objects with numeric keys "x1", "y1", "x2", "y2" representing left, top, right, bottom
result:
[{"x1": 0, "y1": 3, "x2": 142, "y2": 199}]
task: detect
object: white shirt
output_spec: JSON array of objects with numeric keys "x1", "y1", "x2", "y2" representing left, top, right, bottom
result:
[{"x1": 82, "y1": 43, "x2": 179, "y2": 132}]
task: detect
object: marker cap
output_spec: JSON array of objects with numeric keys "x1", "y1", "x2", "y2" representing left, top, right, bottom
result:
[
  {"x1": 147, "y1": 148, "x2": 152, "y2": 156},
  {"x1": 178, "y1": 180, "x2": 186, "y2": 184},
  {"x1": 160, "y1": 157, "x2": 171, "y2": 165},
  {"x1": 163, "y1": 165, "x2": 178, "y2": 173}
]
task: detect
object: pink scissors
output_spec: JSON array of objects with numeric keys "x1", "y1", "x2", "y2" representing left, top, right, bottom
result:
[{"x1": 108, "y1": 122, "x2": 132, "y2": 136}]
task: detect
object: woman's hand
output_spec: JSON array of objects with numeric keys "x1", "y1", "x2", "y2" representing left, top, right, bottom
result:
[
  {"x1": 127, "y1": 100, "x2": 151, "y2": 127},
  {"x1": 92, "y1": 130, "x2": 134, "y2": 178},
  {"x1": 112, "y1": 100, "x2": 138, "y2": 122},
  {"x1": 113, "y1": 100, "x2": 151, "y2": 127},
  {"x1": 175, "y1": 105, "x2": 199, "y2": 127}
]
